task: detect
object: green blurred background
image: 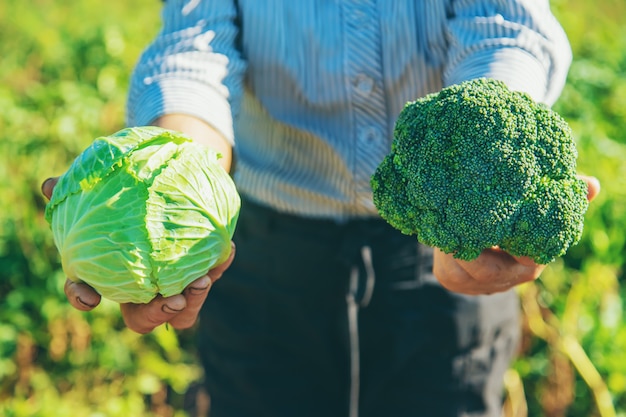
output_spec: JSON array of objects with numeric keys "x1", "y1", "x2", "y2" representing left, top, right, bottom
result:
[{"x1": 1, "y1": 0, "x2": 625, "y2": 416}]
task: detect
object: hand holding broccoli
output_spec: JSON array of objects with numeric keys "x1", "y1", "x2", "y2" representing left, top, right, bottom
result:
[
  {"x1": 372, "y1": 78, "x2": 600, "y2": 294},
  {"x1": 433, "y1": 177, "x2": 598, "y2": 295}
]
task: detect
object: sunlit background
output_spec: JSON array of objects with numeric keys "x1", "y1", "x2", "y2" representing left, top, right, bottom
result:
[{"x1": 1, "y1": 0, "x2": 625, "y2": 416}]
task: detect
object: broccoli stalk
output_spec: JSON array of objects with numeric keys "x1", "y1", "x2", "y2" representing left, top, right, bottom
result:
[{"x1": 371, "y1": 78, "x2": 588, "y2": 264}]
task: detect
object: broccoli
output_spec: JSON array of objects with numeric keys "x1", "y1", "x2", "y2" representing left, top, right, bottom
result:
[{"x1": 371, "y1": 78, "x2": 589, "y2": 264}]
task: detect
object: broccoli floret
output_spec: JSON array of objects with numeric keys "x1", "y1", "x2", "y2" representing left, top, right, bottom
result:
[{"x1": 371, "y1": 78, "x2": 588, "y2": 264}]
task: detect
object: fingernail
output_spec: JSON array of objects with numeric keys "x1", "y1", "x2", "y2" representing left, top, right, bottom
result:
[
  {"x1": 188, "y1": 277, "x2": 212, "y2": 295},
  {"x1": 162, "y1": 304, "x2": 184, "y2": 314},
  {"x1": 77, "y1": 296, "x2": 96, "y2": 308}
]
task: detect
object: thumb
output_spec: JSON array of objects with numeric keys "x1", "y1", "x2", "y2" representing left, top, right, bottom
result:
[
  {"x1": 578, "y1": 175, "x2": 600, "y2": 202},
  {"x1": 41, "y1": 177, "x2": 59, "y2": 200}
]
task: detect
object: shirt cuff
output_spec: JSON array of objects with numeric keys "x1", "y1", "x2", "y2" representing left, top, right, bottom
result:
[{"x1": 127, "y1": 77, "x2": 235, "y2": 145}]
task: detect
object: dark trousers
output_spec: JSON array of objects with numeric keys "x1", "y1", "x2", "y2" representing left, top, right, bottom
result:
[{"x1": 197, "y1": 198, "x2": 521, "y2": 417}]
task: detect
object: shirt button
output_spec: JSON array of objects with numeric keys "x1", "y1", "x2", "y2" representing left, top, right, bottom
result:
[
  {"x1": 359, "y1": 126, "x2": 381, "y2": 144},
  {"x1": 354, "y1": 74, "x2": 374, "y2": 95}
]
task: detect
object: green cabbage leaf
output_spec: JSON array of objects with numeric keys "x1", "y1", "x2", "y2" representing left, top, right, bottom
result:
[{"x1": 45, "y1": 126, "x2": 240, "y2": 304}]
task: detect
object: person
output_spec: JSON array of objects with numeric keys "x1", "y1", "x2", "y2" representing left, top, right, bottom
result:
[{"x1": 41, "y1": 1, "x2": 601, "y2": 416}]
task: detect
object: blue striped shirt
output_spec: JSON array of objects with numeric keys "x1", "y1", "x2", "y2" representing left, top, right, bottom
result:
[{"x1": 127, "y1": 0, "x2": 572, "y2": 221}]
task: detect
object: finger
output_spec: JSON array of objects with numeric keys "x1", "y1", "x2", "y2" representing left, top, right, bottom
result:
[
  {"x1": 168, "y1": 243, "x2": 236, "y2": 330},
  {"x1": 488, "y1": 245, "x2": 536, "y2": 267},
  {"x1": 578, "y1": 175, "x2": 601, "y2": 202},
  {"x1": 510, "y1": 254, "x2": 538, "y2": 267},
  {"x1": 457, "y1": 248, "x2": 543, "y2": 287},
  {"x1": 433, "y1": 249, "x2": 490, "y2": 295},
  {"x1": 64, "y1": 278, "x2": 101, "y2": 311},
  {"x1": 41, "y1": 177, "x2": 59, "y2": 200},
  {"x1": 433, "y1": 248, "x2": 541, "y2": 295},
  {"x1": 120, "y1": 294, "x2": 187, "y2": 334},
  {"x1": 167, "y1": 275, "x2": 213, "y2": 330}
]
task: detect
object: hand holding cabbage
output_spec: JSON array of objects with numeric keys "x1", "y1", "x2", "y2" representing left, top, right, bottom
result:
[{"x1": 43, "y1": 126, "x2": 240, "y2": 329}]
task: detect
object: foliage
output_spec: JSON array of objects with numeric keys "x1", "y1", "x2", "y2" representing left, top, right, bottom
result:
[
  {"x1": 0, "y1": 0, "x2": 204, "y2": 415},
  {"x1": 509, "y1": 1, "x2": 626, "y2": 416},
  {"x1": 0, "y1": 0, "x2": 625, "y2": 416}
]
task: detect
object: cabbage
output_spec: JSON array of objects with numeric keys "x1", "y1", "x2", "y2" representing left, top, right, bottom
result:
[{"x1": 45, "y1": 126, "x2": 240, "y2": 304}]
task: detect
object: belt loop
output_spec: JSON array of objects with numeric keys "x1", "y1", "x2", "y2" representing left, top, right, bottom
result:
[{"x1": 359, "y1": 245, "x2": 375, "y2": 308}]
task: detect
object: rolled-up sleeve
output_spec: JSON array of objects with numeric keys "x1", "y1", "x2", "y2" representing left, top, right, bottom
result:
[
  {"x1": 444, "y1": 0, "x2": 572, "y2": 105},
  {"x1": 126, "y1": 0, "x2": 246, "y2": 144}
]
